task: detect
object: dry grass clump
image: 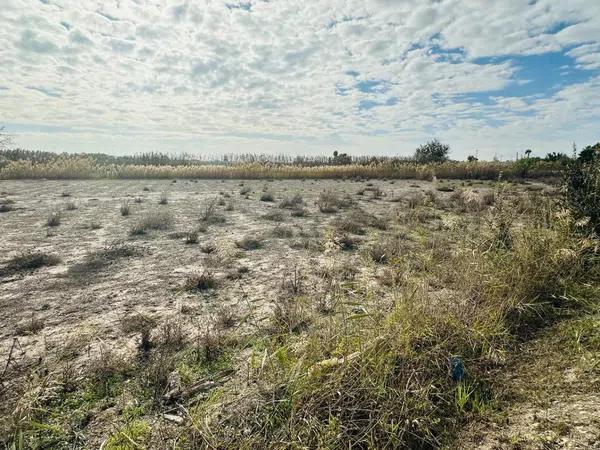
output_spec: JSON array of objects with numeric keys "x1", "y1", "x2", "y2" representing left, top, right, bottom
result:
[
  {"x1": 184, "y1": 269, "x2": 217, "y2": 291},
  {"x1": 334, "y1": 217, "x2": 366, "y2": 235},
  {"x1": 334, "y1": 234, "x2": 361, "y2": 251},
  {"x1": 130, "y1": 210, "x2": 173, "y2": 235},
  {"x1": 46, "y1": 210, "x2": 61, "y2": 227},
  {"x1": 451, "y1": 189, "x2": 495, "y2": 212},
  {"x1": 260, "y1": 192, "x2": 275, "y2": 202},
  {"x1": 0, "y1": 251, "x2": 61, "y2": 277},
  {"x1": 159, "y1": 192, "x2": 168, "y2": 204},
  {"x1": 366, "y1": 235, "x2": 406, "y2": 263},
  {"x1": 272, "y1": 225, "x2": 294, "y2": 238},
  {"x1": 68, "y1": 242, "x2": 140, "y2": 277},
  {"x1": 64, "y1": 201, "x2": 77, "y2": 211},
  {"x1": 262, "y1": 211, "x2": 285, "y2": 222},
  {"x1": 236, "y1": 236, "x2": 262, "y2": 250},
  {"x1": 121, "y1": 313, "x2": 158, "y2": 352},
  {"x1": 316, "y1": 189, "x2": 354, "y2": 213},
  {"x1": 291, "y1": 206, "x2": 307, "y2": 217},
  {"x1": 120, "y1": 201, "x2": 130, "y2": 216},
  {"x1": 279, "y1": 194, "x2": 303, "y2": 209},
  {"x1": 200, "y1": 198, "x2": 226, "y2": 224},
  {"x1": 185, "y1": 230, "x2": 199, "y2": 244}
]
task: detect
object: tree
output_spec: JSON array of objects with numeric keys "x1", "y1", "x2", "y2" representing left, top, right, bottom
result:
[
  {"x1": 467, "y1": 155, "x2": 478, "y2": 162},
  {"x1": 578, "y1": 142, "x2": 600, "y2": 162},
  {"x1": 414, "y1": 139, "x2": 450, "y2": 163},
  {"x1": 332, "y1": 150, "x2": 351, "y2": 165},
  {"x1": 524, "y1": 149, "x2": 532, "y2": 158}
]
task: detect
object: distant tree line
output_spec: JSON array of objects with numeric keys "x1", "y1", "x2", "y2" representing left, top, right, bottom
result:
[{"x1": 1, "y1": 123, "x2": 598, "y2": 168}]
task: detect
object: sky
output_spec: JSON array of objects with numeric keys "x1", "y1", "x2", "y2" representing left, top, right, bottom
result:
[{"x1": 1, "y1": 0, "x2": 600, "y2": 161}]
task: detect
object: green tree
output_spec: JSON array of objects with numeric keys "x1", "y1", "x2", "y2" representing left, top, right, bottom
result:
[{"x1": 414, "y1": 139, "x2": 450, "y2": 163}]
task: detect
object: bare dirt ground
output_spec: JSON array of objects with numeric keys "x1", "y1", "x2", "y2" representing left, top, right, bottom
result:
[{"x1": 1, "y1": 178, "x2": 444, "y2": 367}]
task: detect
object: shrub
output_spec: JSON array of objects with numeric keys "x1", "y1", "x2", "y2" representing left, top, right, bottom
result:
[
  {"x1": 564, "y1": 156, "x2": 600, "y2": 233},
  {"x1": 159, "y1": 192, "x2": 168, "y2": 204},
  {"x1": 130, "y1": 210, "x2": 173, "y2": 235},
  {"x1": 316, "y1": 190, "x2": 341, "y2": 213}
]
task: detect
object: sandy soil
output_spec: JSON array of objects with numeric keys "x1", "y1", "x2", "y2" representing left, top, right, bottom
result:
[{"x1": 0, "y1": 178, "x2": 450, "y2": 364}]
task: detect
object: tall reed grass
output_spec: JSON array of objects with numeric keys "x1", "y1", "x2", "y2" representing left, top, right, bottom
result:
[{"x1": 0, "y1": 157, "x2": 562, "y2": 180}]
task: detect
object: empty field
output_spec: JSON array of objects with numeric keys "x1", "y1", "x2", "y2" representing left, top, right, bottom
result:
[{"x1": 1, "y1": 177, "x2": 598, "y2": 449}]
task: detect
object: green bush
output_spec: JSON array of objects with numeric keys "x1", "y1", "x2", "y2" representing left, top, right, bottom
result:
[{"x1": 564, "y1": 155, "x2": 600, "y2": 233}]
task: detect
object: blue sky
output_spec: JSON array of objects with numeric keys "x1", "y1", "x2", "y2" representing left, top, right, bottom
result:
[{"x1": 1, "y1": 0, "x2": 600, "y2": 160}]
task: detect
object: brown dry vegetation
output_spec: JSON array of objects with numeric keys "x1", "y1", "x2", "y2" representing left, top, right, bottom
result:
[{"x1": 0, "y1": 177, "x2": 597, "y2": 449}]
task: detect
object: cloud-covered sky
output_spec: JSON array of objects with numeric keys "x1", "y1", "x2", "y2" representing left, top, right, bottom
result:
[{"x1": 1, "y1": 0, "x2": 600, "y2": 160}]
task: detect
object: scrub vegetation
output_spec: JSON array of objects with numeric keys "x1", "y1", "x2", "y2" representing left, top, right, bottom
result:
[{"x1": 0, "y1": 146, "x2": 598, "y2": 449}]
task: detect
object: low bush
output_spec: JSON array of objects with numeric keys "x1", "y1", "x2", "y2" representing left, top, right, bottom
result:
[{"x1": 129, "y1": 210, "x2": 173, "y2": 235}]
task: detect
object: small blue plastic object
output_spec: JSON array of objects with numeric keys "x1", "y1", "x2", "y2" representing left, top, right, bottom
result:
[{"x1": 451, "y1": 356, "x2": 464, "y2": 382}]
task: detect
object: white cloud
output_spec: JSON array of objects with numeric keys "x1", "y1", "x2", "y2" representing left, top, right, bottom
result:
[{"x1": 0, "y1": 0, "x2": 599, "y2": 160}]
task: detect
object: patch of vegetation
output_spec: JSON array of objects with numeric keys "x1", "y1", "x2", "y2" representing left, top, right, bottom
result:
[
  {"x1": 316, "y1": 189, "x2": 354, "y2": 213},
  {"x1": 46, "y1": 211, "x2": 61, "y2": 227},
  {"x1": 0, "y1": 251, "x2": 60, "y2": 277},
  {"x1": 200, "y1": 198, "x2": 226, "y2": 224},
  {"x1": 236, "y1": 236, "x2": 262, "y2": 250},
  {"x1": 0, "y1": 199, "x2": 14, "y2": 213},
  {"x1": 185, "y1": 230, "x2": 199, "y2": 244},
  {"x1": 564, "y1": 154, "x2": 600, "y2": 233},
  {"x1": 272, "y1": 225, "x2": 294, "y2": 238},
  {"x1": 129, "y1": 210, "x2": 173, "y2": 235},
  {"x1": 68, "y1": 243, "x2": 141, "y2": 277},
  {"x1": 262, "y1": 211, "x2": 285, "y2": 222},
  {"x1": 260, "y1": 192, "x2": 275, "y2": 202},
  {"x1": 105, "y1": 420, "x2": 151, "y2": 450},
  {"x1": 279, "y1": 194, "x2": 303, "y2": 209},
  {"x1": 185, "y1": 269, "x2": 217, "y2": 291},
  {"x1": 120, "y1": 201, "x2": 130, "y2": 216}
]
